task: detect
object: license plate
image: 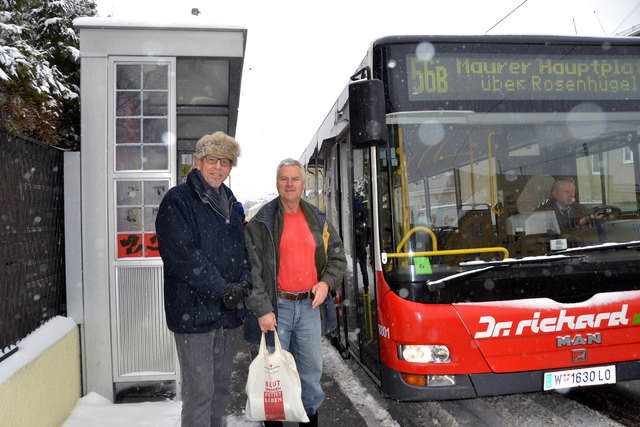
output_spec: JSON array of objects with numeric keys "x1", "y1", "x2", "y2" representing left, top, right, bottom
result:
[{"x1": 543, "y1": 365, "x2": 616, "y2": 391}]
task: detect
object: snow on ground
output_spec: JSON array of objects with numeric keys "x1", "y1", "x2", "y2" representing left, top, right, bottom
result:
[
  {"x1": 223, "y1": 415, "x2": 260, "y2": 426},
  {"x1": 322, "y1": 341, "x2": 399, "y2": 427},
  {"x1": 3, "y1": 316, "x2": 388, "y2": 426},
  {"x1": 61, "y1": 392, "x2": 181, "y2": 427}
]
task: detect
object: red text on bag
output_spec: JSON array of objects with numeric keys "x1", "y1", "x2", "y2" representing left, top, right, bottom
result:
[{"x1": 264, "y1": 381, "x2": 285, "y2": 420}]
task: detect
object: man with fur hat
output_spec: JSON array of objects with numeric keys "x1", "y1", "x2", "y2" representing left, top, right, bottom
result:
[{"x1": 156, "y1": 131, "x2": 251, "y2": 427}]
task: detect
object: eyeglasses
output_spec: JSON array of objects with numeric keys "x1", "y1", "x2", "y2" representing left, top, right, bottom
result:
[{"x1": 203, "y1": 155, "x2": 232, "y2": 167}]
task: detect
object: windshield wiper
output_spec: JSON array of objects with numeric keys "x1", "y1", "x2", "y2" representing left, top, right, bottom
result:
[{"x1": 427, "y1": 254, "x2": 585, "y2": 286}]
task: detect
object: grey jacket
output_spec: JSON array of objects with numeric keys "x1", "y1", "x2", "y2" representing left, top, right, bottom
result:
[{"x1": 244, "y1": 197, "x2": 346, "y2": 343}]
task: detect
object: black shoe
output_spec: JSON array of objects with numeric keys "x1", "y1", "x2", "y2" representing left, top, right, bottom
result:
[
  {"x1": 263, "y1": 421, "x2": 284, "y2": 427},
  {"x1": 299, "y1": 412, "x2": 318, "y2": 427}
]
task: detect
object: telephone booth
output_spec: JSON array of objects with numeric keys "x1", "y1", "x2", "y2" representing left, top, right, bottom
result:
[{"x1": 67, "y1": 16, "x2": 246, "y2": 400}]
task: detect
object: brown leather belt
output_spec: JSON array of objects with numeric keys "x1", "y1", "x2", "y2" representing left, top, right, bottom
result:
[{"x1": 278, "y1": 290, "x2": 313, "y2": 301}]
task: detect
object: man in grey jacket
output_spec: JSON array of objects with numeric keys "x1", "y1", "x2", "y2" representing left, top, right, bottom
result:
[{"x1": 244, "y1": 158, "x2": 346, "y2": 427}]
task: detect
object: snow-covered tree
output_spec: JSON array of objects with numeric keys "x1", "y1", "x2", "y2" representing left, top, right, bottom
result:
[{"x1": 0, "y1": 0, "x2": 96, "y2": 150}]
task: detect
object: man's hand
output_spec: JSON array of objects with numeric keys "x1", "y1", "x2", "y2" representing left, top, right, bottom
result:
[
  {"x1": 311, "y1": 281, "x2": 329, "y2": 309},
  {"x1": 221, "y1": 281, "x2": 249, "y2": 310},
  {"x1": 578, "y1": 211, "x2": 603, "y2": 227},
  {"x1": 577, "y1": 215, "x2": 590, "y2": 227},
  {"x1": 258, "y1": 312, "x2": 277, "y2": 332}
]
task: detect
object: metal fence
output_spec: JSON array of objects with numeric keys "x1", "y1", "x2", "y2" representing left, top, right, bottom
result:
[{"x1": 0, "y1": 129, "x2": 67, "y2": 361}]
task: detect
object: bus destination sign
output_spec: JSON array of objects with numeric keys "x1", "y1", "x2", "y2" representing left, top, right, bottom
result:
[{"x1": 408, "y1": 53, "x2": 640, "y2": 101}]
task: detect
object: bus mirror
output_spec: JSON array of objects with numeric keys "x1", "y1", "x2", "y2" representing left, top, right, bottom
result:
[{"x1": 348, "y1": 79, "x2": 388, "y2": 147}]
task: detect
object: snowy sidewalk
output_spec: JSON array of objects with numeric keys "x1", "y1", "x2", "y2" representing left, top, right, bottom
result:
[
  {"x1": 62, "y1": 338, "x2": 398, "y2": 427},
  {"x1": 61, "y1": 393, "x2": 181, "y2": 427}
]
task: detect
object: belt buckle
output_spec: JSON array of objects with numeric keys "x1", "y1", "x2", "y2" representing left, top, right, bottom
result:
[{"x1": 280, "y1": 291, "x2": 310, "y2": 301}]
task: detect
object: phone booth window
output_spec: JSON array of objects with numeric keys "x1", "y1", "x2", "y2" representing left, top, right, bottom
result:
[
  {"x1": 115, "y1": 63, "x2": 169, "y2": 171},
  {"x1": 116, "y1": 180, "x2": 169, "y2": 258}
]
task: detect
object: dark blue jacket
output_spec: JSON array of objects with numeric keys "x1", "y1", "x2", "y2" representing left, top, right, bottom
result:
[{"x1": 155, "y1": 169, "x2": 251, "y2": 333}]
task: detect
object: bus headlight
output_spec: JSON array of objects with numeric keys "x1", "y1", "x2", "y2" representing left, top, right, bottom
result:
[{"x1": 398, "y1": 344, "x2": 451, "y2": 363}]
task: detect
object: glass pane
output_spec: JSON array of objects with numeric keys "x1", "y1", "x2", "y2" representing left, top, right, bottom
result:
[
  {"x1": 577, "y1": 155, "x2": 605, "y2": 204},
  {"x1": 116, "y1": 92, "x2": 141, "y2": 116},
  {"x1": 117, "y1": 207, "x2": 143, "y2": 232},
  {"x1": 143, "y1": 118, "x2": 167, "y2": 144},
  {"x1": 144, "y1": 180, "x2": 169, "y2": 205},
  {"x1": 177, "y1": 115, "x2": 227, "y2": 140},
  {"x1": 179, "y1": 153, "x2": 194, "y2": 184},
  {"x1": 117, "y1": 233, "x2": 143, "y2": 257},
  {"x1": 116, "y1": 146, "x2": 142, "y2": 170},
  {"x1": 144, "y1": 233, "x2": 160, "y2": 257},
  {"x1": 381, "y1": 110, "x2": 640, "y2": 287},
  {"x1": 176, "y1": 59, "x2": 229, "y2": 105},
  {"x1": 117, "y1": 180, "x2": 142, "y2": 205},
  {"x1": 143, "y1": 64, "x2": 168, "y2": 90},
  {"x1": 143, "y1": 145, "x2": 168, "y2": 170},
  {"x1": 428, "y1": 171, "x2": 457, "y2": 227},
  {"x1": 144, "y1": 207, "x2": 160, "y2": 232},
  {"x1": 352, "y1": 149, "x2": 378, "y2": 372},
  {"x1": 143, "y1": 92, "x2": 168, "y2": 116},
  {"x1": 116, "y1": 64, "x2": 141, "y2": 90},
  {"x1": 116, "y1": 118, "x2": 141, "y2": 144}
]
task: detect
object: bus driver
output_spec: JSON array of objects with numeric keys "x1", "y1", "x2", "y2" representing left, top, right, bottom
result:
[{"x1": 536, "y1": 177, "x2": 590, "y2": 229}]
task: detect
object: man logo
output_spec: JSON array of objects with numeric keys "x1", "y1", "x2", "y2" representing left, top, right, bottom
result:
[
  {"x1": 557, "y1": 333, "x2": 601, "y2": 347},
  {"x1": 572, "y1": 349, "x2": 588, "y2": 362}
]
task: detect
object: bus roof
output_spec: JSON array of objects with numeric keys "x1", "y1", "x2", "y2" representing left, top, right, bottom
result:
[{"x1": 372, "y1": 34, "x2": 640, "y2": 48}]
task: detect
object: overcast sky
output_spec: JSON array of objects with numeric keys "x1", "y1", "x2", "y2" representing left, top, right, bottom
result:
[{"x1": 94, "y1": 0, "x2": 640, "y2": 203}]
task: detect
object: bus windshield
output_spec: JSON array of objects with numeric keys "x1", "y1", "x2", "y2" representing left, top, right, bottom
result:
[
  {"x1": 375, "y1": 38, "x2": 640, "y2": 290},
  {"x1": 380, "y1": 109, "x2": 640, "y2": 283}
]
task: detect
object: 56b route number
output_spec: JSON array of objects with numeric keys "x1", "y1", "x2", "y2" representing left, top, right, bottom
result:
[{"x1": 411, "y1": 59, "x2": 449, "y2": 94}]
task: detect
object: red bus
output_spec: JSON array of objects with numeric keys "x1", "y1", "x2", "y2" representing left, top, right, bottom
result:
[{"x1": 300, "y1": 35, "x2": 640, "y2": 400}]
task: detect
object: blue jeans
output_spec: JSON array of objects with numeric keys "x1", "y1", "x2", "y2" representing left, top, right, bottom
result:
[{"x1": 276, "y1": 297, "x2": 324, "y2": 416}]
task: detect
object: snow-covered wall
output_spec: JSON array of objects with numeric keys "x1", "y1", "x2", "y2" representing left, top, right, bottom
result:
[{"x1": 0, "y1": 316, "x2": 80, "y2": 427}]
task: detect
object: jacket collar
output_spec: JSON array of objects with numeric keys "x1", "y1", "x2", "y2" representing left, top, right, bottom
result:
[
  {"x1": 253, "y1": 197, "x2": 326, "y2": 232},
  {"x1": 252, "y1": 197, "x2": 280, "y2": 234},
  {"x1": 187, "y1": 169, "x2": 236, "y2": 216}
]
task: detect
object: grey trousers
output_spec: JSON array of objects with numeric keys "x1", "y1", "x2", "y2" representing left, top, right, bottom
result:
[{"x1": 175, "y1": 327, "x2": 239, "y2": 427}]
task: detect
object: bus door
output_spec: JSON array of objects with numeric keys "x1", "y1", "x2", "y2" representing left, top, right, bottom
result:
[{"x1": 339, "y1": 142, "x2": 380, "y2": 376}]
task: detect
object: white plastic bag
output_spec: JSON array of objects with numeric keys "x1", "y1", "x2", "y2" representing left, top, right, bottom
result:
[{"x1": 245, "y1": 331, "x2": 309, "y2": 422}]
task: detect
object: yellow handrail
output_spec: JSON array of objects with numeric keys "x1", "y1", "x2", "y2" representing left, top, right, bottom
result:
[
  {"x1": 392, "y1": 225, "x2": 509, "y2": 260},
  {"x1": 395, "y1": 226, "x2": 438, "y2": 253},
  {"x1": 397, "y1": 127, "x2": 412, "y2": 237},
  {"x1": 384, "y1": 246, "x2": 509, "y2": 259},
  {"x1": 487, "y1": 131, "x2": 503, "y2": 215}
]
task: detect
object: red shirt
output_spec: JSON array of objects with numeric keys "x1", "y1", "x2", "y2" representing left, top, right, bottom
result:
[{"x1": 277, "y1": 209, "x2": 317, "y2": 292}]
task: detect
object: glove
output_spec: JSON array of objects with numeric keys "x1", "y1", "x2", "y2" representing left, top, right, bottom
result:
[{"x1": 221, "y1": 281, "x2": 249, "y2": 310}]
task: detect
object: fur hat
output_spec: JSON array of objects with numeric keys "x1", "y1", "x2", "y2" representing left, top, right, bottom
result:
[{"x1": 194, "y1": 131, "x2": 240, "y2": 166}]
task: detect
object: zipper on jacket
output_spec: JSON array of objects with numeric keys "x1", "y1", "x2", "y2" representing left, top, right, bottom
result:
[
  {"x1": 195, "y1": 188, "x2": 237, "y2": 223},
  {"x1": 254, "y1": 216, "x2": 279, "y2": 310}
]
